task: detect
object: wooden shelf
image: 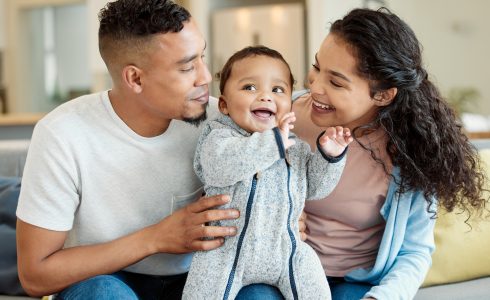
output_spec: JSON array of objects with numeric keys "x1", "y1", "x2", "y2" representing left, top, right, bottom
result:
[
  {"x1": 0, "y1": 113, "x2": 45, "y2": 126},
  {"x1": 466, "y1": 131, "x2": 490, "y2": 139}
]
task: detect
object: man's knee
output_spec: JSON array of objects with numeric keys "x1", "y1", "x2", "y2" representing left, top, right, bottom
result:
[{"x1": 56, "y1": 275, "x2": 137, "y2": 300}]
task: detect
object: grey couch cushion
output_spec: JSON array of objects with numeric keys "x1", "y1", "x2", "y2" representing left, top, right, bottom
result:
[
  {"x1": 0, "y1": 177, "x2": 26, "y2": 296},
  {"x1": 415, "y1": 277, "x2": 490, "y2": 300},
  {"x1": 0, "y1": 140, "x2": 29, "y2": 177}
]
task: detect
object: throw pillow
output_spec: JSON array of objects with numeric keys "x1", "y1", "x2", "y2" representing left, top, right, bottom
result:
[
  {"x1": 0, "y1": 176, "x2": 27, "y2": 295},
  {"x1": 422, "y1": 149, "x2": 490, "y2": 287}
]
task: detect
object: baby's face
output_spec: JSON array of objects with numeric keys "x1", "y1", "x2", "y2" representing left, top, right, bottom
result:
[{"x1": 220, "y1": 55, "x2": 292, "y2": 133}]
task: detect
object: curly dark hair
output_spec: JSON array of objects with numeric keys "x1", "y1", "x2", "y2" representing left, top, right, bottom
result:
[
  {"x1": 217, "y1": 46, "x2": 295, "y2": 94},
  {"x1": 98, "y1": 0, "x2": 190, "y2": 73},
  {"x1": 330, "y1": 8, "x2": 487, "y2": 215}
]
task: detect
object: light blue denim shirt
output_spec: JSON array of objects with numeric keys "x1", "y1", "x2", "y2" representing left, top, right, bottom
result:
[{"x1": 346, "y1": 167, "x2": 436, "y2": 300}]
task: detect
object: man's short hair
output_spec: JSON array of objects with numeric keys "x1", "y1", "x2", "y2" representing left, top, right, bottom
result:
[{"x1": 98, "y1": 0, "x2": 191, "y2": 76}]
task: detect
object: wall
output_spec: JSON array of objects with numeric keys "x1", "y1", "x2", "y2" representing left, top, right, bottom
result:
[
  {"x1": 16, "y1": 4, "x2": 90, "y2": 113},
  {"x1": 0, "y1": 0, "x2": 5, "y2": 86},
  {"x1": 210, "y1": 3, "x2": 305, "y2": 94},
  {"x1": 87, "y1": 0, "x2": 111, "y2": 92},
  {"x1": 55, "y1": 4, "x2": 91, "y2": 96},
  {"x1": 2, "y1": 0, "x2": 489, "y2": 115},
  {"x1": 0, "y1": 0, "x2": 4, "y2": 49},
  {"x1": 390, "y1": 0, "x2": 490, "y2": 114},
  {"x1": 305, "y1": 0, "x2": 361, "y2": 69},
  {"x1": 304, "y1": 0, "x2": 490, "y2": 114}
]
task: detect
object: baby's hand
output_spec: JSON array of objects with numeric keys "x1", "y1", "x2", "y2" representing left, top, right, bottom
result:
[
  {"x1": 318, "y1": 126, "x2": 353, "y2": 157},
  {"x1": 278, "y1": 112, "x2": 296, "y2": 150}
]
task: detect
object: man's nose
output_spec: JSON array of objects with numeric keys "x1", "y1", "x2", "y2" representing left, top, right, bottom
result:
[{"x1": 196, "y1": 61, "x2": 212, "y2": 86}]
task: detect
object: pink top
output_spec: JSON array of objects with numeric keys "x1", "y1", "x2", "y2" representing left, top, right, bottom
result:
[{"x1": 293, "y1": 95, "x2": 392, "y2": 276}]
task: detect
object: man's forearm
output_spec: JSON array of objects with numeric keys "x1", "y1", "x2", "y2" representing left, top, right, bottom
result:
[{"x1": 17, "y1": 221, "x2": 159, "y2": 297}]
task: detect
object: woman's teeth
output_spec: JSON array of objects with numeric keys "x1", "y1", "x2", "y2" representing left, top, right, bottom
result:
[{"x1": 313, "y1": 100, "x2": 334, "y2": 110}]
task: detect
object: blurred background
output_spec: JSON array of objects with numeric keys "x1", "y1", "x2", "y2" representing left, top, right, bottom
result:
[{"x1": 0, "y1": 0, "x2": 489, "y2": 137}]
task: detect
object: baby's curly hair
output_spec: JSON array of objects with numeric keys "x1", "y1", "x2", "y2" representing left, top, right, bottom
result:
[
  {"x1": 217, "y1": 46, "x2": 295, "y2": 95},
  {"x1": 98, "y1": 0, "x2": 190, "y2": 75},
  {"x1": 331, "y1": 8, "x2": 487, "y2": 217}
]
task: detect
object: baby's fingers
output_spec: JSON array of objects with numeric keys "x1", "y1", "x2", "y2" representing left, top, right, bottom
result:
[
  {"x1": 335, "y1": 127, "x2": 353, "y2": 145},
  {"x1": 319, "y1": 127, "x2": 335, "y2": 144},
  {"x1": 279, "y1": 112, "x2": 296, "y2": 129}
]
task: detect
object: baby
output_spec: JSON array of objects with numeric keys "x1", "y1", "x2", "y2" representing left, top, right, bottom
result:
[{"x1": 183, "y1": 46, "x2": 352, "y2": 300}]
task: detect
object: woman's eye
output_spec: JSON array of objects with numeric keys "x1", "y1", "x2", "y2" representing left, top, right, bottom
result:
[
  {"x1": 330, "y1": 80, "x2": 342, "y2": 88},
  {"x1": 272, "y1": 87, "x2": 285, "y2": 93},
  {"x1": 243, "y1": 85, "x2": 256, "y2": 91},
  {"x1": 311, "y1": 63, "x2": 320, "y2": 71}
]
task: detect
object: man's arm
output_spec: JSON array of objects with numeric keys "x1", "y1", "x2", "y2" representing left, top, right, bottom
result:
[{"x1": 17, "y1": 194, "x2": 238, "y2": 297}]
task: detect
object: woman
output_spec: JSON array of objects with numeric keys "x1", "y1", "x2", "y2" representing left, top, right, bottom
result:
[{"x1": 292, "y1": 8, "x2": 487, "y2": 300}]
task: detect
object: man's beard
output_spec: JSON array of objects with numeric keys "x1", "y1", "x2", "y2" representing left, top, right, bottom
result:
[{"x1": 183, "y1": 110, "x2": 207, "y2": 127}]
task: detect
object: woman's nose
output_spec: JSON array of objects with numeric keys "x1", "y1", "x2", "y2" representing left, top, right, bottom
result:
[{"x1": 309, "y1": 73, "x2": 324, "y2": 96}]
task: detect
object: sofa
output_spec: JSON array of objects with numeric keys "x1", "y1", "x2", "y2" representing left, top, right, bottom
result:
[{"x1": 0, "y1": 139, "x2": 489, "y2": 299}]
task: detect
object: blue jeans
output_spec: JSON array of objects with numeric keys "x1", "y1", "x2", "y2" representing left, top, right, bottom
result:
[
  {"x1": 328, "y1": 277, "x2": 373, "y2": 300},
  {"x1": 56, "y1": 271, "x2": 284, "y2": 300}
]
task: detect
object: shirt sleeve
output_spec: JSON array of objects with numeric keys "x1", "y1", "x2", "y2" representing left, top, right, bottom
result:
[
  {"x1": 363, "y1": 193, "x2": 436, "y2": 300},
  {"x1": 16, "y1": 120, "x2": 80, "y2": 231},
  {"x1": 195, "y1": 127, "x2": 283, "y2": 188},
  {"x1": 288, "y1": 134, "x2": 347, "y2": 201}
]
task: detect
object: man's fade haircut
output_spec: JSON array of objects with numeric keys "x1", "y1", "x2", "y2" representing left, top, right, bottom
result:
[
  {"x1": 98, "y1": 0, "x2": 191, "y2": 74},
  {"x1": 217, "y1": 46, "x2": 295, "y2": 94}
]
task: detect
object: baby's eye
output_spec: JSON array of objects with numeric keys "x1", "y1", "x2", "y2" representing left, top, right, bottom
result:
[
  {"x1": 311, "y1": 63, "x2": 320, "y2": 71},
  {"x1": 243, "y1": 84, "x2": 257, "y2": 91},
  {"x1": 272, "y1": 87, "x2": 285, "y2": 93}
]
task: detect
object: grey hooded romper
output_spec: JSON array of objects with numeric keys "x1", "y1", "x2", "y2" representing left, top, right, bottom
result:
[{"x1": 183, "y1": 115, "x2": 346, "y2": 300}]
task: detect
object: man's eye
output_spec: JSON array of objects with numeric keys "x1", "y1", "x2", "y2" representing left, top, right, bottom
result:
[
  {"x1": 181, "y1": 66, "x2": 194, "y2": 72},
  {"x1": 243, "y1": 85, "x2": 256, "y2": 91},
  {"x1": 330, "y1": 80, "x2": 342, "y2": 88},
  {"x1": 273, "y1": 87, "x2": 285, "y2": 93}
]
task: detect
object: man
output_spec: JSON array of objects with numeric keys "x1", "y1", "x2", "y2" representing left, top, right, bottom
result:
[{"x1": 16, "y1": 1, "x2": 285, "y2": 299}]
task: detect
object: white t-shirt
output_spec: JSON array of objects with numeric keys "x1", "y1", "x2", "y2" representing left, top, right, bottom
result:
[{"x1": 17, "y1": 91, "x2": 218, "y2": 275}]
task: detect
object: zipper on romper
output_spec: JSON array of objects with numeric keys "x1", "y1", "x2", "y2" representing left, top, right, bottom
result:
[
  {"x1": 223, "y1": 174, "x2": 258, "y2": 300},
  {"x1": 286, "y1": 164, "x2": 299, "y2": 300}
]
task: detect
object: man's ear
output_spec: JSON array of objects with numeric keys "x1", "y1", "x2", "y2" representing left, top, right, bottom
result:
[
  {"x1": 218, "y1": 96, "x2": 229, "y2": 114},
  {"x1": 122, "y1": 65, "x2": 143, "y2": 93},
  {"x1": 373, "y1": 87, "x2": 397, "y2": 107}
]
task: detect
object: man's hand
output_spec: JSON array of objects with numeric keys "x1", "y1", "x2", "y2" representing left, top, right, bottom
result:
[
  {"x1": 150, "y1": 194, "x2": 239, "y2": 254},
  {"x1": 318, "y1": 126, "x2": 353, "y2": 157},
  {"x1": 298, "y1": 211, "x2": 307, "y2": 241},
  {"x1": 278, "y1": 112, "x2": 297, "y2": 149}
]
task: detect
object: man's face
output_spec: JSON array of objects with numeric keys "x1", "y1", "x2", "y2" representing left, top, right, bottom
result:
[{"x1": 139, "y1": 18, "x2": 212, "y2": 125}]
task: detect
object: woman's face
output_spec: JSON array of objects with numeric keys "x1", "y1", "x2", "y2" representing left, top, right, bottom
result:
[{"x1": 308, "y1": 34, "x2": 380, "y2": 130}]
